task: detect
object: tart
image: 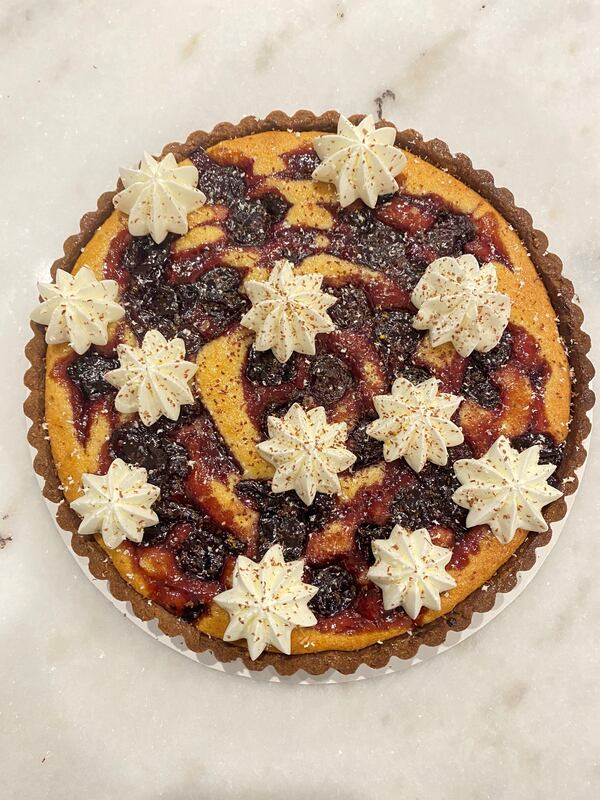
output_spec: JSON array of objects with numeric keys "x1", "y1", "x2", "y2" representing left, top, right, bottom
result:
[{"x1": 25, "y1": 111, "x2": 594, "y2": 675}]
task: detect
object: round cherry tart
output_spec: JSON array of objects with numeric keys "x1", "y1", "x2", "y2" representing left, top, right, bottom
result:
[{"x1": 25, "y1": 112, "x2": 593, "y2": 675}]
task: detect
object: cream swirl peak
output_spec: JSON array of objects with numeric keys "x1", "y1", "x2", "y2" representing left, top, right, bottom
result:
[
  {"x1": 113, "y1": 152, "x2": 206, "y2": 244},
  {"x1": 367, "y1": 377, "x2": 464, "y2": 473},
  {"x1": 312, "y1": 114, "x2": 407, "y2": 207},
  {"x1": 214, "y1": 544, "x2": 318, "y2": 660},
  {"x1": 71, "y1": 459, "x2": 160, "y2": 549},
  {"x1": 367, "y1": 525, "x2": 456, "y2": 620},
  {"x1": 105, "y1": 330, "x2": 198, "y2": 427},
  {"x1": 257, "y1": 403, "x2": 356, "y2": 506},
  {"x1": 411, "y1": 254, "x2": 511, "y2": 358},
  {"x1": 453, "y1": 436, "x2": 563, "y2": 544},
  {"x1": 31, "y1": 267, "x2": 125, "y2": 355},
  {"x1": 241, "y1": 259, "x2": 337, "y2": 363}
]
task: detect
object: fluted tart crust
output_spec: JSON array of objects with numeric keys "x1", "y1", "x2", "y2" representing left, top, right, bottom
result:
[{"x1": 25, "y1": 111, "x2": 594, "y2": 675}]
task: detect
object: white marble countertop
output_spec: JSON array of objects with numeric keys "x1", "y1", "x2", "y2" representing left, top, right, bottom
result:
[{"x1": 1, "y1": 1, "x2": 599, "y2": 797}]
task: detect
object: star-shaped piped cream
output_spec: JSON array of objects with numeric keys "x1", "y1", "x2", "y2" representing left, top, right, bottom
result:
[
  {"x1": 367, "y1": 377, "x2": 464, "y2": 473},
  {"x1": 452, "y1": 436, "x2": 563, "y2": 544},
  {"x1": 241, "y1": 259, "x2": 337, "y2": 363},
  {"x1": 257, "y1": 403, "x2": 356, "y2": 506},
  {"x1": 70, "y1": 458, "x2": 160, "y2": 549},
  {"x1": 113, "y1": 152, "x2": 206, "y2": 244},
  {"x1": 30, "y1": 267, "x2": 125, "y2": 354},
  {"x1": 367, "y1": 525, "x2": 456, "y2": 619},
  {"x1": 105, "y1": 329, "x2": 198, "y2": 427},
  {"x1": 312, "y1": 114, "x2": 407, "y2": 208},
  {"x1": 411, "y1": 254, "x2": 511, "y2": 357},
  {"x1": 214, "y1": 544, "x2": 318, "y2": 660}
]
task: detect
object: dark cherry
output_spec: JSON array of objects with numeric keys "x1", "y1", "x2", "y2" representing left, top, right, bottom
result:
[
  {"x1": 392, "y1": 443, "x2": 473, "y2": 532},
  {"x1": 225, "y1": 198, "x2": 269, "y2": 246},
  {"x1": 125, "y1": 283, "x2": 180, "y2": 340},
  {"x1": 66, "y1": 352, "x2": 118, "y2": 400},
  {"x1": 235, "y1": 479, "x2": 272, "y2": 509},
  {"x1": 461, "y1": 364, "x2": 502, "y2": 410},
  {"x1": 237, "y1": 481, "x2": 330, "y2": 561},
  {"x1": 190, "y1": 149, "x2": 247, "y2": 205},
  {"x1": 338, "y1": 205, "x2": 369, "y2": 229},
  {"x1": 308, "y1": 564, "x2": 357, "y2": 618},
  {"x1": 471, "y1": 330, "x2": 512, "y2": 372},
  {"x1": 180, "y1": 604, "x2": 207, "y2": 623},
  {"x1": 122, "y1": 235, "x2": 172, "y2": 286},
  {"x1": 141, "y1": 284, "x2": 179, "y2": 319},
  {"x1": 462, "y1": 331, "x2": 512, "y2": 409},
  {"x1": 355, "y1": 523, "x2": 392, "y2": 565},
  {"x1": 267, "y1": 226, "x2": 320, "y2": 264},
  {"x1": 153, "y1": 499, "x2": 202, "y2": 524},
  {"x1": 359, "y1": 225, "x2": 405, "y2": 271},
  {"x1": 246, "y1": 346, "x2": 296, "y2": 386},
  {"x1": 260, "y1": 192, "x2": 290, "y2": 222},
  {"x1": 391, "y1": 483, "x2": 465, "y2": 532},
  {"x1": 111, "y1": 424, "x2": 152, "y2": 466},
  {"x1": 255, "y1": 486, "x2": 324, "y2": 561},
  {"x1": 196, "y1": 266, "x2": 243, "y2": 302},
  {"x1": 181, "y1": 267, "x2": 248, "y2": 338},
  {"x1": 173, "y1": 399, "x2": 206, "y2": 426},
  {"x1": 373, "y1": 310, "x2": 421, "y2": 377},
  {"x1": 139, "y1": 522, "x2": 171, "y2": 548},
  {"x1": 176, "y1": 283, "x2": 202, "y2": 316},
  {"x1": 511, "y1": 432, "x2": 565, "y2": 467},
  {"x1": 387, "y1": 257, "x2": 428, "y2": 292},
  {"x1": 401, "y1": 364, "x2": 431, "y2": 385},
  {"x1": 424, "y1": 211, "x2": 476, "y2": 257},
  {"x1": 328, "y1": 284, "x2": 372, "y2": 330},
  {"x1": 258, "y1": 506, "x2": 309, "y2": 562},
  {"x1": 341, "y1": 208, "x2": 406, "y2": 271},
  {"x1": 282, "y1": 148, "x2": 321, "y2": 177},
  {"x1": 308, "y1": 354, "x2": 353, "y2": 406},
  {"x1": 177, "y1": 328, "x2": 205, "y2": 355},
  {"x1": 110, "y1": 423, "x2": 190, "y2": 489},
  {"x1": 346, "y1": 420, "x2": 384, "y2": 468},
  {"x1": 175, "y1": 527, "x2": 228, "y2": 580}
]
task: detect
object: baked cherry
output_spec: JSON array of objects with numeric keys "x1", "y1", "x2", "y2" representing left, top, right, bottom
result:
[
  {"x1": 180, "y1": 604, "x2": 207, "y2": 623},
  {"x1": 340, "y1": 208, "x2": 406, "y2": 271},
  {"x1": 176, "y1": 527, "x2": 228, "y2": 580},
  {"x1": 424, "y1": 211, "x2": 476, "y2": 257},
  {"x1": 66, "y1": 352, "x2": 118, "y2": 400},
  {"x1": 226, "y1": 198, "x2": 269, "y2": 246},
  {"x1": 355, "y1": 523, "x2": 392, "y2": 565},
  {"x1": 110, "y1": 423, "x2": 190, "y2": 489},
  {"x1": 328, "y1": 284, "x2": 372, "y2": 330},
  {"x1": 511, "y1": 431, "x2": 564, "y2": 466},
  {"x1": 346, "y1": 420, "x2": 384, "y2": 468},
  {"x1": 374, "y1": 310, "x2": 421, "y2": 377},
  {"x1": 237, "y1": 481, "x2": 331, "y2": 561},
  {"x1": 308, "y1": 354, "x2": 353, "y2": 406},
  {"x1": 191, "y1": 149, "x2": 247, "y2": 205},
  {"x1": 308, "y1": 564, "x2": 357, "y2": 617},
  {"x1": 139, "y1": 522, "x2": 171, "y2": 548},
  {"x1": 471, "y1": 330, "x2": 512, "y2": 372},
  {"x1": 281, "y1": 147, "x2": 321, "y2": 178},
  {"x1": 260, "y1": 192, "x2": 290, "y2": 222},
  {"x1": 122, "y1": 235, "x2": 172, "y2": 285},
  {"x1": 246, "y1": 346, "x2": 296, "y2": 386},
  {"x1": 461, "y1": 364, "x2": 501, "y2": 410}
]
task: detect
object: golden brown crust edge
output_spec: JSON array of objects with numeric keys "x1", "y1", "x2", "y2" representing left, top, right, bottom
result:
[{"x1": 24, "y1": 110, "x2": 595, "y2": 677}]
